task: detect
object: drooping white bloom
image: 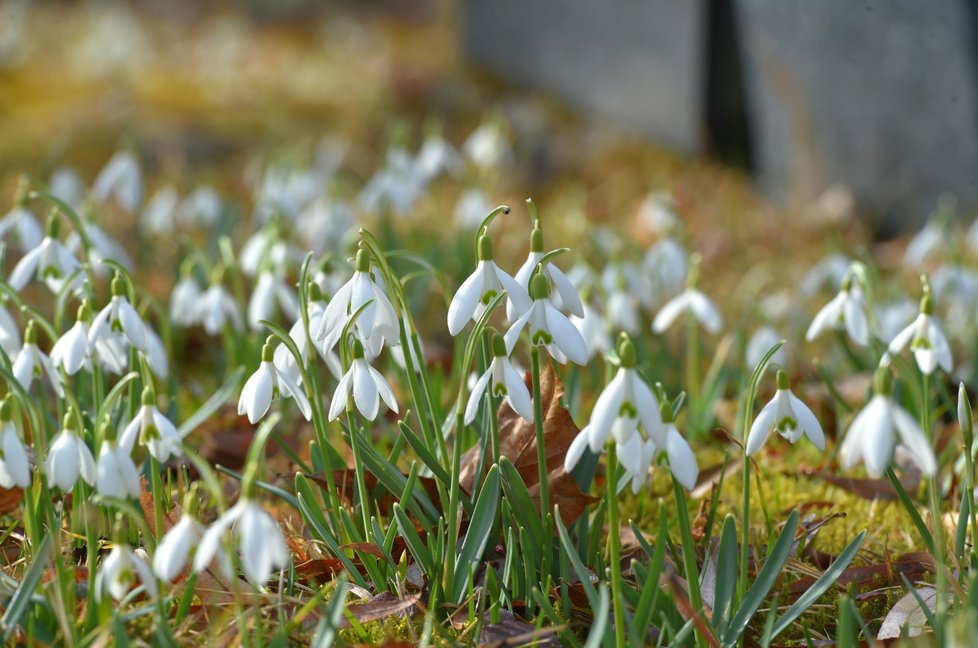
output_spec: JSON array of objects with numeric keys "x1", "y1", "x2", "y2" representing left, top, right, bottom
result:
[
  {"x1": 67, "y1": 218, "x2": 133, "y2": 273},
  {"x1": 464, "y1": 334, "x2": 533, "y2": 425},
  {"x1": 463, "y1": 120, "x2": 509, "y2": 170},
  {"x1": 840, "y1": 369, "x2": 937, "y2": 477},
  {"x1": 904, "y1": 220, "x2": 944, "y2": 268},
  {"x1": 177, "y1": 185, "x2": 222, "y2": 227},
  {"x1": 607, "y1": 283, "x2": 640, "y2": 334},
  {"x1": 120, "y1": 389, "x2": 183, "y2": 463},
  {"x1": 504, "y1": 274, "x2": 588, "y2": 365},
  {"x1": 637, "y1": 191, "x2": 681, "y2": 236},
  {"x1": 143, "y1": 325, "x2": 169, "y2": 380},
  {"x1": 169, "y1": 275, "x2": 202, "y2": 328},
  {"x1": 48, "y1": 167, "x2": 84, "y2": 212},
  {"x1": 448, "y1": 235, "x2": 531, "y2": 336},
  {"x1": 247, "y1": 271, "x2": 298, "y2": 331},
  {"x1": 51, "y1": 302, "x2": 93, "y2": 375},
  {"x1": 0, "y1": 406, "x2": 30, "y2": 489},
  {"x1": 358, "y1": 148, "x2": 426, "y2": 217},
  {"x1": 194, "y1": 498, "x2": 289, "y2": 586},
  {"x1": 328, "y1": 340, "x2": 399, "y2": 421},
  {"x1": 315, "y1": 249, "x2": 400, "y2": 357},
  {"x1": 13, "y1": 322, "x2": 64, "y2": 397},
  {"x1": 874, "y1": 298, "x2": 917, "y2": 345},
  {"x1": 8, "y1": 221, "x2": 81, "y2": 293},
  {"x1": 92, "y1": 151, "x2": 142, "y2": 213},
  {"x1": 239, "y1": 341, "x2": 312, "y2": 424},
  {"x1": 602, "y1": 260, "x2": 654, "y2": 309},
  {"x1": 454, "y1": 188, "x2": 493, "y2": 230},
  {"x1": 272, "y1": 289, "x2": 342, "y2": 384},
  {"x1": 0, "y1": 302, "x2": 20, "y2": 357},
  {"x1": 745, "y1": 326, "x2": 786, "y2": 372},
  {"x1": 95, "y1": 545, "x2": 157, "y2": 602},
  {"x1": 804, "y1": 276, "x2": 870, "y2": 347},
  {"x1": 615, "y1": 408, "x2": 699, "y2": 492},
  {"x1": 800, "y1": 253, "x2": 851, "y2": 296},
  {"x1": 570, "y1": 301, "x2": 612, "y2": 361},
  {"x1": 95, "y1": 441, "x2": 141, "y2": 500},
  {"x1": 298, "y1": 198, "x2": 355, "y2": 253},
  {"x1": 89, "y1": 275, "x2": 147, "y2": 353},
  {"x1": 652, "y1": 288, "x2": 722, "y2": 334},
  {"x1": 154, "y1": 514, "x2": 206, "y2": 583},
  {"x1": 509, "y1": 225, "x2": 584, "y2": 319},
  {"x1": 746, "y1": 370, "x2": 825, "y2": 456},
  {"x1": 0, "y1": 206, "x2": 42, "y2": 251},
  {"x1": 197, "y1": 280, "x2": 243, "y2": 335},
  {"x1": 140, "y1": 185, "x2": 179, "y2": 235},
  {"x1": 885, "y1": 292, "x2": 952, "y2": 375},
  {"x1": 415, "y1": 131, "x2": 463, "y2": 181},
  {"x1": 643, "y1": 237, "x2": 688, "y2": 298},
  {"x1": 45, "y1": 413, "x2": 96, "y2": 492}
]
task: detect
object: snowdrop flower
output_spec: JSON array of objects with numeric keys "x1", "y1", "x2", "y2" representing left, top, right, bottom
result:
[
  {"x1": 194, "y1": 498, "x2": 289, "y2": 586},
  {"x1": 358, "y1": 149, "x2": 426, "y2": 216},
  {"x1": 885, "y1": 290, "x2": 952, "y2": 375},
  {"x1": 0, "y1": 206, "x2": 42, "y2": 252},
  {"x1": 120, "y1": 388, "x2": 183, "y2": 463},
  {"x1": 904, "y1": 220, "x2": 944, "y2": 268},
  {"x1": 454, "y1": 188, "x2": 493, "y2": 230},
  {"x1": 463, "y1": 119, "x2": 509, "y2": 170},
  {"x1": 504, "y1": 273, "x2": 588, "y2": 365},
  {"x1": 569, "y1": 336, "x2": 663, "y2": 456},
  {"x1": 51, "y1": 301, "x2": 93, "y2": 376},
  {"x1": 143, "y1": 325, "x2": 169, "y2": 380},
  {"x1": 840, "y1": 367, "x2": 936, "y2": 477},
  {"x1": 140, "y1": 185, "x2": 179, "y2": 235},
  {"x1": 170, "y1": 273, "x2": 202, "y2": 328},
  {"x1": 95, "y1": 440, "x2": 141, "y2": 500},
  {"x1": 448, "y1": 235, "x2": 531, "y2": 336},
  {"x1": 874, "y1": 298, "x2": 917, "y2": 344},
  {"x1": 746, "y1": 370, "x2": 825, "y2": 456},
  {"x1": 89, "y1": 274, "x2": 147, "y2": 353},
  {"x1": 239, "y1": 340, "x2": 312, "y2": 424},
  {"x1": 464, "y1": 333, "x2": 533, "y2": 425},
  {"x1": 8, "y1": 215, "x2": 81, "y2": 293},
  {"x1": 48, "y1": 167, "x2": 84, "y2": 213},
  {"x1": 745, "y1": 326, "x2": 786, "y2": 372},
  {"x1": 67, "y1": 218, "x2": 132, "y2": 273},
  {"x1": 248, "y1": 270, "x2": 298, "y2": 331},
  {"x1": 800, "y1": 253, "x2": 851, "y2": 296},
  {"x1": 603, "y1": 261, "x2": 654, "y2": 309},
  {"x1": 0, "y1": 400, "x2": 30, "y2": 489},
  {"x1": 643, "y1": 237, "x2": 688, "y2": 298},
  {"x1": 154, "y1": 513, "x2": 206, "y2": 583},
  {"x1": 0, "y1": 301, "x2": 19, "y2": 357},
  {"x1": 92, "y1": 150, "x2": 142, "y2": 213},
  {"x1": 613, "y1": 434, "x2": 658, "y2": 494},
  {"x1": 328, "y1": 339, "x2": 399, "y2": 421},
  {"x1": 45, "y1": 411, "x2": 96, "y2": 492},
  {"x1": 653, "y1": 402, "x2": 699, "y2": 490},
  {"x1": 95, "y1": 544, "x2": 157, "y2": 603},
  {"x1": 571, "y1": 301, "x2": 612, "y2": 361},
  {"x1": 13, "y1": 321, "x2": 63, "y2": 397},
  {"x1": 652, "y1": 261, "x2": 721, "y2": 334},
  {"x1": 637, "y1": 191, "x2": 681, "y2": 236},
  {"x1": 509, "y1": 219, "x2": 583, "y2": 319},
  {"x1": 316, "y1": 249, "x2": 400, "y2": 357},
  {"x1": 298, "y1": 198, "x2": 355, "y2": 253},
  {"x1": 415, "y1": 127, "x2": 463, "y2": 181},
  {"x1": 804, "y1": 274, "x2": 870, "y2": 347},
  {"x1": 273, "y1": 285, "x2": 342, "y2": 384},
  {"x1": 177, "y1": 185, "x2": 222, "y2": 227},
  {"x1": 197, "y1": 272, "x2": 243, "y2": 335},
  {"x1": 607, "y1": 274, "x2": 640, "y2": 334}
]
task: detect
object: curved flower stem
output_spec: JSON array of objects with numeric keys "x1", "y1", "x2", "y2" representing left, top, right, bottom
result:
[
  {"x1": 346, "y1": 411, "x2": 371, "y2": 540},
  {"x1": 530, "y1": 347, "x2": 551, "y2": 579},
  {"x1": 605, "y1": 450, "x2": 626, "y2": 647}
]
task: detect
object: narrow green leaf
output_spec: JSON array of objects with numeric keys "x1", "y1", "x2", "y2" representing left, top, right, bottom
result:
[
  {"x1": 1, "y1": 533, "x2": 51, "y2": 642},
  {"x1": 393, "y1": 503, "x2": 434, "y2": 575},
  {"x1": 398, "y1": 420, "x2": 451, "y2": 486},
  {"x1": 885, "y1": 467, "x2": 935, "y2": 555},
  {"x1": 583, "y1": 584, "x2": 611, "y2": 648},
  {"x1": 769, "y1": 529, "x2": 865, "y2": 639},
  {"x1": 713, "y1": 515, "x2": 739, "y2": 634},
  {"x1": 499, "y1": 457, "x2": 544, "y2": 548},
  {"x1": 452, "y1": 464, "x2": 500, "y2": 601},
  {"x1": 295, "y1": 474, "x2": 366, "y2": 587}
]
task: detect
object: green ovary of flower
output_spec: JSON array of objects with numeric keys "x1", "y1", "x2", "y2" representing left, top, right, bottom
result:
[
  {"x1": 480, "y1": 290, "x2": 497, "y2": 305},
  {"x1": 775, "y1": 416, "x2": 797, "y2": 432},
  {"x1": 531, "y1": 330, "x2": 552, "y2": 345},
  {"x1": 618, "y1": 402, "x2": 637, "y2": 418}
]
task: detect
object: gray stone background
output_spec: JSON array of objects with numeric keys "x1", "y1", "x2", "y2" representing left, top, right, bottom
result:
[{"x1": 463, "y1": 0, "x2": 978, "y2": 232}]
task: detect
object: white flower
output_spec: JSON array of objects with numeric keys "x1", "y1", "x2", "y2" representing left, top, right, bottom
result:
[
  {"x1": 415, "y1": 132, "x2": 463, "y2": 181},
  {"x1": 95, "y1": 441, "x2": 141, "y2": 500},
  {"x1": 464, "y1": 335, "x2": 533, "y2": 425},
  {"x1": 177, "y1": 185, "x2": 222, "y2": 227},
  {"x1": 840, "y1": 370, "x2": 937, "y2": 477},
  {"x1": 298, "y1": 198, "x2": 355, "y2": 253},
  {"x1": 13, "y1": 322, "x2": 64, "y2": 397},
  {"x1": 194, "y1": 498, "x2": 289, "y2": 586},
  {"x1": 454, "y1": 189, "x2": 493, "y2": 230},
  {"x1": 67, "y1": 219, "x2": 133, "y2": 273},
  {"x1": 95, "y1": 545, "x2": 157, "y2": 602},
  {"x1": 570, "y1": 302, "x2": 612, "y2": 361},
  {"x1": 170, "y1": 276, "x2": 202, "y2": 327},
  {"x1": 49, "y1": 167, "x2": 84, "y2": 212},
  {"x1": 120, "y1": 390, "x2": 183, "y2": 463},
  {"x1": 658, "y1": 419, "x2": 699, "y2": 490},
  {"x1": 643, "y1": 237, "x2": 688, "y2": 298},
  {"x1": 153, "y1": 514, "x2": 205, "y2": 583},
  {"x1": 885, "y1": 294, "x2": 952, "y2": 375},
  {"x1": 0, "y1": 206, "x2": 42, "y2": 251},
  {"x1": 51, "y1": 302, "x2": 93, "y2": 376},
  {"x1": 804, "y1": 277, "x2": 870, "y2": 347},
  {"x1": 607, "y1": 287, "x2": 640, "y2": 334},
  {"x1": 45, "y1": 414, "x2": 96, "y2": 492},
  {"x1": 0, "y1": 302, "x2": 20, "y2": 357},
  {"x1": 800, "y1": 253, "x2": 851, "y2": 296},
  {"x1": 328, "y1": 341, "x2": 399, "y2": 421},
  {"x1": 904, "y1": 220, "x2": 944, "y2": 268},
  {"x1": 239, "y1": 342, "x2": 312, "y2": 424},
  {"x1": 746, "y1": 370, "x2": 825, "y2": 456},
  {"x1": 652, "y1": 288, "x2": 722, "y2": 334},
  {"x1": 92, "y1": 151, "x2": 142, "y2": 213},
  {"x1": 140, "y1": 185, "x2": 179, "y2": 235},
  {"x1": 615, "y1": 435, "x2": 658, "y2": 494},
  {"x1": 509, "y1": 226, "x2": 584, "y2": 319},
  {"x1": 248, "y1": 271, "x2": 298, "y2": 331},
  {"x1": 89, "y1": 276, "x2": 147, "y2": 353},
  {"x1": 0, "y1": 417, "x2": 30, "y2": 489},
  {"x1": 637, "y1": 191, "x2": 681, "y2": 236},
  {"x1": 504, "y1": 274, "x2": 588, "y2": 365},
  {"x1": 273, "y1": 293, "x2": 342, "y2": 384},
  {"x1": 358, "y1": 149, "x2": 426, "y2": 216},
  {"x1": 315, "y1": 250, "x2": 400, "y2": 357},
  {"x1": 745, "y1": 326, "x2": 786, "y2": 372},
  {"x1": 9, "y1": 229, "x2": 81, "y2": 293},
  {"x1": 463, "y1": 120, "x2": 509, "y2": 170},
  {"x1": 197, "y1": 282, "x2": 243, "y2": 335},
  {"x1": 448, "y1": 235, "x2": 532, "y2": 336}
]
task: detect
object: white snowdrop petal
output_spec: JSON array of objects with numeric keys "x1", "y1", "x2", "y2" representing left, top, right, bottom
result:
[{"x1": 746, "y1": 400, "x2": 777, "y2": 456}]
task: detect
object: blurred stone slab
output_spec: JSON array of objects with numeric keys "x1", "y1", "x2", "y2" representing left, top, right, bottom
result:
[
  {"x1": 736, "y1": 0, "x2": 978, "y2": 229},
  {"x1": 462, "y1": 0, "x2": 707, "y2": 154}
]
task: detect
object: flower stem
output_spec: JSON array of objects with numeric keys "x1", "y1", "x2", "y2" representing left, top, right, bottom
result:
[
  {"x1": 346, "y1": 412, "x2": 371, "y2": 540},
  {"x1": 686, "y1": 310, "x2": 700, "y2": 436},
  {"x1": 480, "y1": 336, "x2": 500, "y2": 466},
  {"x1": 530, "y1": 347, "x2": 551, "y2": 579},
  {"x1": 605, "y1": 450, "x2": 626, "y2": 647},
  {"x1": 921, "y1": 372, "x2": 946, "y2": 640}
]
